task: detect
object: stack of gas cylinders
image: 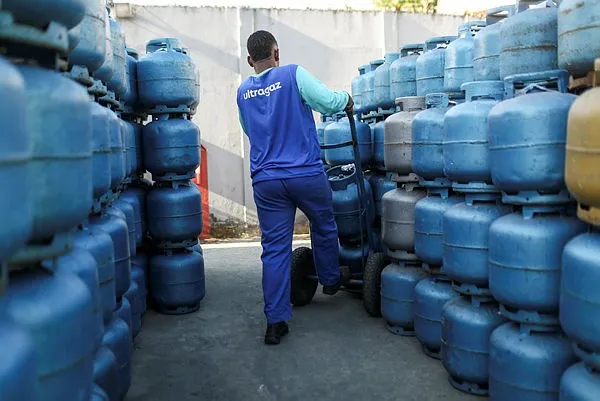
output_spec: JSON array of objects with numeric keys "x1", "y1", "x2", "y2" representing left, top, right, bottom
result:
[
  {"x1": 139, "y1": 38, "x2": 206, "y2": 316},
  {"x1": 354, "y1": 0, "x2": 600, "y2": 399}
]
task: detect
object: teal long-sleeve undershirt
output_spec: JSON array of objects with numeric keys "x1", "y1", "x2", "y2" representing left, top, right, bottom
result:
[{"x1": 238, "y1": 65, "x2": 349, "y2": 133}]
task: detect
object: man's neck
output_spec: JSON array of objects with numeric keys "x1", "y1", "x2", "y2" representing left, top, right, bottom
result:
[{"x1": 254, "y1": 59, "x2": 277, "y2": 75}]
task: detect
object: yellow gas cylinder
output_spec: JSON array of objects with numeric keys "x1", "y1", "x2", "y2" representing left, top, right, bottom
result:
[{"x1": 566, "y1": 58, "x2": 600, "y2": 225}]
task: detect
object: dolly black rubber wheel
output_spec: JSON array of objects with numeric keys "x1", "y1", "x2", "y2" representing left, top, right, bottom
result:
[
  {"x1": 290, "y1": 247, "x2": 318, "y2": 307},
  {"x1": 363, "y1": 252, "x2": 388, "y2": 317}
]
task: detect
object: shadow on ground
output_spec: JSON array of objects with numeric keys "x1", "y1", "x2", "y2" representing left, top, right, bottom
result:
[{"x1": 126, "y1": 245, "x2": 480, "y2": 401}]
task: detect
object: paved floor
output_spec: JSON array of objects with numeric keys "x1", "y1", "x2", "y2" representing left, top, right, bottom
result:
[{"x1": 127, "y1": 243, "x2": 479, "y2": 401}]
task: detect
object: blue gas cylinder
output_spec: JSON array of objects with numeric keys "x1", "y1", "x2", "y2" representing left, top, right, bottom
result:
[
  {"x1": 489, "y1": 206, "x2": 586, "y2": 325},
  {"x1": 150, "y1": 248, "x2": 206, "y2": 315},
  {"x1": 490, "y1": 323, "x2": 576, "y2": 400},
  {"x1": 412, "y1": 93, "x2": 454, "y2": 184},
  {"x1": 111, "y1": 199, "x2": 137, "y2": 258},
  {"x1": 339, "y1": 241, "x2": 369, "y2": 277},
  {"x1": 90, "y1": 384, "x2": 109, "y2": 401},
  {"x1": 362, "y1": 60, "x2": 384, "y2": 114},
  {"x1": 0, "y1": 269, "x2": 95, "y2": 401},
  {"x1": 372, "y1": 119, "x2": 385, "y2": 170},
  {"x1": 351, "y1": 65, "x2": 368, "y2": 115},
  {"x1": 126, "y1": 182, "x2": 150, "y2": 240},
  {"x1": 473, "y1": 6, "x2": 513, "y2": 81},
  {"x1": 143, "y1": 116, "x2": 200, "y2": 181},
  {"x1": 390, "y1": 44, "x2": 424, "y2": 99},
  {"x1": 560, "y1": 362, "x2": 600, "y2": 401},
  {"x1": 443, "y1": 194, "x2": 512, "y2": 295},
  {"x1": 444, "y1": 21, "x2": 486, "y2": 93},
  {"x1": 138, "y1": 38, "x2": 197, "y2": 112},
  {"x1": 2, "y1": 0, "x2": 86, "y2": 30},
  {"x1": 147, "y1": 180, "x2": 203, "y2": 248},
  {"x1": 90, "y1": 102, "x2": 111, "y2": 201},
  {"x1": 18, "y1": 65, "x2": 92, "y2": 242},
  {"x1": 489, "y1": 70, "x2": 576, "y2": 205},
  {"x1": 69, "y1": 0, "x2": 106, "y2": 74},
  {"x1": 91, "y1": 209, "x2": 132, "y2": 300},
  {"x1": 94, "y1": 7, "x2": 113, "y2": 86},
  {"x1": 558, "y1": 0, "x2": 600, "y2": 78},
  {"x1": 317, "y1": 114, "x2": 334, "y2": 163},
  {"x1": 102, "y1": 317, "x2": 132, "y2": 400},
  {"x1": 123, "y1": 48, "x2": 138, "y2": 107},
  {"x1": 328, "y1": 165, "x2": 374, "y2": 241},
  {"x1": 414, "y1": 275, "x2": 460, "y2": 359},
  {"x1": 75, "y1": 224, "x2": 116, "y2": 324},
  {"x1": 374, "y1": 52, "x2": 401, "y2": 110},
  {"x1": 560, "y1": 231, "x2": 600, "y2": 363},
  {"x1": 106, "y1": 108, "x2": 124, "y2": 189},
  {"x1": 382, "y1": 184, "x2": 427, "y2": 254},
  {"x1": 45, "y1": 249, "x2": 104, "y2": 351},
  {"x1": 130, "y1": 121, "x2": 143, "y2": 175},
  {"x1": 441, "y1": 295, "x2": 507, "y2": 396},
  {"x1": 500, "y1": 2, "x2": 559, "y2": 79},
  {"x1": 124, "y1": 280, "x2": 142, "y2": 337},
  {"x1": 124, "y1": 121, "x2": 137, "y2": 177},
  {"x1": 120, "y1": 189, "x2": 144, "y2": 248},
  {"x1": 416, "y1": 36, "x2": 456, "y2": 96},
  {"x1": 414, "y1": 189, "x2": 463, "y2": 269},
  {"x1": 0, "y1": 57, "x2": 31, "y2": 260},
  {"x1": 324, "y1": 116, "x2": 372, "y2": 166},
  {"x1": 132, "y1": 250, "x2": 149, "y2": 292},
  {"x1": 105, "y1": 16, "x2": 128, "y2": 99},
  {"x1": 443, "y1": 81, "x2": 504, "y2": 191},
  {"x1": 115, "y1": 298, "x2": 132, "y2": 339},
  {"x1": 117, "y1": 120, "x2": 132, "y2": 179},
  {"x1": 381, "y1": 262, "x2": 429, "y2": 336},
  {"x1": 369, "y1": 173, "x2": 396, "y2": 218},
  {"x1": 0, "y1": 322, "x2": 36, "y2": 401},
  {"x1": 131, "y1": 264, "x2": 147, "y2": 314}
]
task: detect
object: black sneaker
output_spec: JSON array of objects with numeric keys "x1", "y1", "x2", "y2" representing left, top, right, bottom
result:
[
  {"x1": 322, "y1": 266, "x2": 350, "y2": 296},
  {"x1": 264, "y1": 321, "x2": 289, "y2": 345}
]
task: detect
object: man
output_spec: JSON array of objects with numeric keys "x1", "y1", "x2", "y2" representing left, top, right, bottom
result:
[{"x1": 237, "y1": 30, "x2": 353, "y2": 345}]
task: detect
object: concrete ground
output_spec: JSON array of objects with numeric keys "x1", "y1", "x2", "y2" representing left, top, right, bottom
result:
[{"x1": 127, "y1": 243, "x2": 479, "y2": 401}]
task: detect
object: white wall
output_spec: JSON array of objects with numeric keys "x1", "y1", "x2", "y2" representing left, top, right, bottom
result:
[
  {"x1": 119, "y1": 0, "x2": 377, "y2": 10},
  {"x1": 117, "y1": 6, "x2": 465, "y2": 234}
]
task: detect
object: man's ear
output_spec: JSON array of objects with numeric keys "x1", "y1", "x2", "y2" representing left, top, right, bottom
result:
[
  {"x1": 274, "y1": 48, "x2": 280, "y2": 62},
  {"x1": 247, "y1": 55, "x2": 253, "y2": 68}
]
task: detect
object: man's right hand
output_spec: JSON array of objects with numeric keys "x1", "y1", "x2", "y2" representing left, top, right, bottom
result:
[{"x1": 345, "y1": 94, "x2": 354, "y2": 114}]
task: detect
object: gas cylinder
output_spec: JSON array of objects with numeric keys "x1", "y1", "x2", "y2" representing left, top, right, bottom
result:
[
  {"x1": 105, "y1": 15, "x2": 128, "y2": 99},
  {"x1": 328, "y1": 165, "x2": 374, "y2": 241},
  {"x1": 324, "y1": 116, "x2": 372, "y2": 167},
  {"x1": 147, "y1": 180, "x2": 203, "y2": 248},
  {"x1": 0, "y1": 56, "x2": 31, "y2": 260},
  {"x1": 339, "y1": 241, "x2": 368, "y2": 277},
  {"x1": 69, "y1": 0, "x2": 106, "y2": 74},
  {"x1": 117, "y1": 120, "x2": 131, "y2": 179},
  {"x1": 414, "y1": 189, "x2": 463, "y2": 269},
  {"x1": 441, "y1": 295, "x2": 507, "y2": 395},
  {"x1": 443, "y1": 194, "x2": 512, "y2": 294},
  {"x1": 90, "y1": 384, "x2": 109, "y2": 401},
  {"x1": 372, "y1": 119, "x2": 385, "y2": 170},
  {"x1": 382, "y1": 184, "x2": 427, "y2": 253},
  {"x1": 131, "y1": 121, "x2": 143, "y2": 175},
  {"x1": 384, "y1": 96, "x2": 426, "y2": 175},
  {"x1": 489, "y1": 323, "x2": 576, "y2": 400},
  {"x1": 150, "y1": 248, "x2": 206, "y2": 315},
  {"x1": 131, "y1": 264, "x2": 147, "y2": 314},
  {"x1": 444, "y1": 21, "x2": 486, "y2": 93},
  {"x1": 120, "y1": 189, "x2": 143, "y2": 248},
  {"x1": 18, "y1": 64, "x2": 92, "y2": 242},
  {"x1": 111, "y1": 199, "x2": 137, "y2": 258},
  {"x1": 91, "y1": 209, "x2": 132, "y2": 300},
  {"x1": 558, "y1": 0, "x2": 600, "y2": 78},
  {"x1": 499, "y1": 1, "x2": 559, "y2": 79},
  {"x1": 560, "y1": 231, "x2": 600, "y2": 363},
  {"x1": 473, "y1": 6, "x2": 513, "y2": 81},
  {"x1": 124, "y1": 120, "x2": 137, "y2": 177},
  {"x1": 443, "y1": 81, "x2": 504, "y2": 191},
  {"x1": 489, "y1": 206, "x2": 586, "y2": 324},
  {"x1": 123, "y1": 48, "x2": 138, "y2": 107},
  {"x1": 126, "y1": 182, "x2": 150, "y2": 240},
  {"x1": 138, "y1": 38, "x2": 197, "y2": 112},
  {"x1": 115, "y1": 297, "x2": 132, "y2": 336},
  {"x1": 489, "y1": 70, "x2": 576, "y2": 205},
  {"x1": 107, "y1": 108, "x2": 125, "y2": 189},
  {"x1": 565, "y1": 76, "x2": 600, "y2": 226},
  {"x1": 381, "y1": 262, "x2": 429, "y2": 336},
  {"x1": 124, "y1": 280, "x2": 142, "y2": 337},
  {"x1": 2, "y1": 0, "x2": 86, "y2": 30},
  {"x1": 362, "y1": 59, "x2": 384, "y2": 114},
  {"x1": 90, "y1": 102, "x2": 111, "y2": 201},
  {"x1": 102, "y1": 317, "x2": 132, "y2": 400},
  {"x1": 92, "y1": 347, "x2": 117, "y2": 401},
  {"x1": 369, "y1": 173, "x2": 396, "y2": 218},
  {"x1": 317, "y1": 114, "x2": 334, "y2": 163},
  {"x1": 133, "y1": 251, "x2": 149, "y2": 289},
  {"x1": 414, "y1": 275, "x2": 460, "y2": 359},
  {"x1": 0, "y1": 322, "x2": 36, "y2": 401},
  {"x1": 374, "y1": 52, "x2": 400, "y2": 110},
  {"x1": 94, "y1": 7, "x2": 113, "y2": 85},
  {"x1": 0, "y1": 269, "x2": 95, "y2": 401},
  {"x1": 560, "y1": 362, "x2": 600, "y2": 401},
  {"x1": 416, "y1": 36, "x2": 456, "y2": 96},
  {"x1": 143, "y1": 115, "x2": 200, "y2": 181},
  {"x1": 390, "y1": 44, "x2": 424, "y2": 99},
  {"x1": 412, "y1": 93, "x2": 454, "y2": 184},
  {"x1": 351, "y1": 65, "x2": 368, "y2": 115}
]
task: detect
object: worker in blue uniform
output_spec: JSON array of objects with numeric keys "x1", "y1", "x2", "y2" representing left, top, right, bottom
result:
[{"x1": 237, "y1": 30, "x2": 353, "y2": 345}]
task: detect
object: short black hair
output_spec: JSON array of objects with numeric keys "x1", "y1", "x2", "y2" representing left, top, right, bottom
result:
[{"x1": 247, "y1": 30, "x2": 277, "y2": 62}]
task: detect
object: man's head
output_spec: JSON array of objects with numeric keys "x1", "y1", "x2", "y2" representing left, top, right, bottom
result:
[{"x1": 247, "y1": 30, "x2": 279, "y2": 72}]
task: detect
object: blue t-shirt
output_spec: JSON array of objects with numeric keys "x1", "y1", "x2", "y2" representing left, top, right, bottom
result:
[{"x1": 237, "y1": 64, "x2": 348, "y2": 184}]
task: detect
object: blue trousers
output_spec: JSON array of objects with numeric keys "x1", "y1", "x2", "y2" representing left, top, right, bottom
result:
[{"x1": 253, "y1": 172, "x2": 340, "y2": 324}]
